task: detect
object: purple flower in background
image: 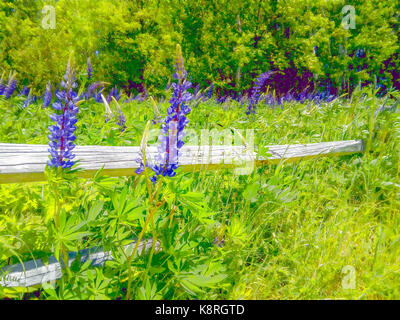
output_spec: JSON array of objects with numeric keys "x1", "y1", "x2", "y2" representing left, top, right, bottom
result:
[
  {"x1": 216, "y1": 96, "x2": 227, "y2": 103},
  {"x1": 117, "y1": 111, "x2": 127, "y2": 132},
  {"x1": 0, "y1": 75, "x2": 5, "y2": 96},
  {"x1": 107, "y1": 86, "x2": 121, "y2": 103},
  {"x1": 213, "y1": 237, "x2": 225, "y2": 248},
  {"x1": 93, "y1": 86, "x2": 104, "y2": 103},
  {"x1": 264, "y1": 93, "x2": 275, "y2": 105},
  {"x1": 246, "y1": 71, "x2": 273, "y2": 115},
  {"x1": 193, "y1": 84, "x2": 200, "y2": 98},
  {"x1": 19, "y1": 86, "x2": 30, "y2": 96},
  {"x1": 207, "y1": 83, "x2": 214, "y2": 99},
  {"x1": 22, "y1": 93, "x2": 34, "y2": 108},
  {"x1": 356, "y1": 48, "x2": 365, "y2": 58},
  {"x1": 43, "y1": 82, "x2": 52, "y2": 108},
  {"x1": 136, "y1": 44, "x2": 192, "y2": 182},
  {"x1": 87, "y1": 57, "x2": 93, "y2": 79},
  {"x1": 60, "y1": 60, "x2": 78, "y2": 90},
  {"x1": 86, "y1": 81, "x2": 101, "y2": 100},
  {"x1": 5, "y1": 74, "x2": 17, "y2": 99},
  {"x1": 33, "y1": 290, "x2": 41, "y2": 298},
  {"x1": 107, "y1": 95, "x2": 127, "y2": 132},
  {"x1": 47, "y1": 58, "x2": 80, "y2": 169}
]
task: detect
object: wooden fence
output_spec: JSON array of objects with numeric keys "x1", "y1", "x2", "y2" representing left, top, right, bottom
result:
[{"x1": 0, "y1": 139, "x2": 364, "y2": 287}]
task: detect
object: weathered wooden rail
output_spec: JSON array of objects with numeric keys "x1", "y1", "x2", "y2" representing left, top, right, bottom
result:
[
  {"x1": 0, "y1": 140, "x2": 364, "y2": 184},
  {"x1": 0, "y1": 139, "x2": 364, "y2": 287},
  {"x1": 0, "y1": 239, "x2": 158, "y2": 288}
]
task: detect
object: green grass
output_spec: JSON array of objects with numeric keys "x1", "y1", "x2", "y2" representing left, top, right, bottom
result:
[{"x1": 0, "y1": 89, "x2": 399, "y2": 300}]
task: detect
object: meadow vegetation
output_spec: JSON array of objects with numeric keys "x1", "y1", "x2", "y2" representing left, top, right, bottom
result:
[{"x1": 0, "y1": 85, "x2": 399, "y2": 299}]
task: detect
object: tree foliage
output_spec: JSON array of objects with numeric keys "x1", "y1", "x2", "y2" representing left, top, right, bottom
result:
[{"x1": 0, "y1": 0, "x2": 398, "y2": 95}]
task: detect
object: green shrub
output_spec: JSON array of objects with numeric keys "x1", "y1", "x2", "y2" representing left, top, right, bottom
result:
[{"x1": 0, "y1": 0, "x2": 398, "y2": 94}]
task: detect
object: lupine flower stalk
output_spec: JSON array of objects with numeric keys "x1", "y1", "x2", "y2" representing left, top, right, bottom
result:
[
  {"x1": 43, "y1": 81, "x2": 52, "y2": 108},
  {"x1": 5, "y1": 72, "x2": 17, "y2": 99},
  {"x1": 107, "y1": 86, "x2": 121, "y2": 103},
  {"x1": 87, "y1": 57, "x2": 93, "y2": 79},
  {"x1": 22, "y1": 93, "x2": 34, "y2": 108},
  {"x1": 0, "y1": 72, "x2": 6, "y2": 95},
  {"x1": 111, "y1": 96, "x2": 127, "y2": 132},
  {"x1": 86, "y1": 81, "x2": 101, "y2": 100},
  {"x1": 101, "y1": 93, "x2": 113, "y2": 123},
  {"x1": 150, "y1": 96, "x2": 162, "y2": 124},
  {"x1": 136, "y1": 44, "x2": 193, "y2": 182},
  {"x1": 246, "y1": 71, "x2": 273, "y2": 115},
  {"x1": 47, "y1": 57, "x2": 80, "y2": 169},
  {"x1": 19, "y1": 86, "x2": 30, "y2": 96},
  {"x1": 92, "y1": 85, "x2": 105, "y2": 103}
]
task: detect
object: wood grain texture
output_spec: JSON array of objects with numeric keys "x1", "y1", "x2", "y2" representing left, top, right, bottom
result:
[
  {"x1": 0, "y1": 140, "x2": 364, "y2": 184},
  {"x1": 0, "y1": 239, "x2": 158, "y2": 288}
]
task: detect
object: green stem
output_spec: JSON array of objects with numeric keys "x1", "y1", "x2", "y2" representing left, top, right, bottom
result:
[
  {"x1": 53, "y1": 171, "x2": 72, "y2": 279},
  {"x1": 125, "y1": 166, "x2": 161, "y2": 300}
]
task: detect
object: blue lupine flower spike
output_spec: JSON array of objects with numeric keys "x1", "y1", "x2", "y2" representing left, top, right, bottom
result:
[
  {"x1": 23, "y1": 93, "x2": 34, "y2": 108},
  {"x1": 87, "y1": 57, "x2": 93, "y2": 79},
  {"x1": 135, "y1": 44, "x2": 193, "y2": 182},
  {"x1": 43, "y1": 81, "x2": 52, "y2": 108},
  {"x1": 5, "y1": 72, "x2": 17, "y2": 99},
  {"x1": 246, "y1": 71, "x2": 274, "y2": 115},
  {"x1": 47, "y1": 55, "x2": 80, "y2": 169},
  {"x1": 0, "y1": 72, "x2": 6, "y2": 95},
  {"x1": 19, "y1": 86, "x2": 30, "y2": 97},
  {"x1": 111, "y1": 96, "x2": 127, "y2": 132}
]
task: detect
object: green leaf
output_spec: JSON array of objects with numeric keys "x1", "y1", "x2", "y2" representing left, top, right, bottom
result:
[
  {"x1": 87, "y1": 200, "x2": 104, "y2": 222},
  {"x1": 243, "y1": 182, "x2": 260, "y2": 203}
]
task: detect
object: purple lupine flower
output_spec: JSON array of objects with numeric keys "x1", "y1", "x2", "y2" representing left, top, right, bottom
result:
[
  {"x1": 135, "y1": 93, "x2": 147, "y2": 102},
  {"x1": 93, "y1": 86, "x2": 104, "y2": 103},
  {"x1": 136, "y1": 45, "x2": 192, "y2": 182},
  {"x1": 22, "y1": 93, "x2": 34, "y2": 108},
  {"x1": 43, "y1": 82, "x2": 52, "y2": 108},
  {"x1": 193, "y1": 84, "x2": 200, "y2": 99},
  {"x1": 107, "y1": 86, "x2": 121, "y2": 103},
  {"x1": 207, "y1": 83, "x2": 214, "y2": 99},
  {"x1": 86, "y1": 81, "x2": 101, "y2": 100},
  {"x1": 356, "y1": 48, "x2": 365, "y2": 58},
  {"x1": 246, "y1": 71, "x2": 274, "y2": 115},
  {"x1": 111, "y1": 98, "x2": 127, "y2": 132},
  {"x1": 117, "y1": 111, "x2": 127, "y2": 132},
  {"x1": 47, "y1": 59, "x2": 80, "y2": 169},
  {"x1": 0, "y1": 79, "x2": 5, "y2": 96},
  {"x1": 264, "y1": 93, "x2": 275, "y2": 106},
  {"x1": 216, "y1": 96, "x2": 227, "y2": 103},
  {"x1": 213, "y1": 237, "x2": 225, "y2": 248},
  {"x1": 5, "y1": 74, "x2": 17, "y2": 99},
  {"x1": 297, "y1": 88, "x2": 309, "y2": 103},
  {"x1": 87, "y1": 57, "x2": 93, "y2": 79},
  {"x1": 19, "y1": 86, "x2": 30, "y2": 96}
]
